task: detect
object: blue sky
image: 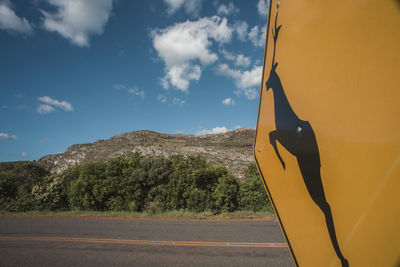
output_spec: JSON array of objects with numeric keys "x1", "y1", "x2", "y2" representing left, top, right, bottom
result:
[{"x1": 0, "y1": 0, "x2": 269, "y2": 161}]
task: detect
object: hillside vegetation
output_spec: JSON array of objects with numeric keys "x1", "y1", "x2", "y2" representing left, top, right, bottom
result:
[
  {"x1": 39, "y1": 127, "x2": 255, "y2": 178},
  {"x1": 0, "y1": 153, "x2": 272, "y2": 214}
]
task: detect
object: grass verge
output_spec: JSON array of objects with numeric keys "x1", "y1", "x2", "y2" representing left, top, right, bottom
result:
[{"x1": 0, "y1": 210, "x2": 275, "y2": 220}]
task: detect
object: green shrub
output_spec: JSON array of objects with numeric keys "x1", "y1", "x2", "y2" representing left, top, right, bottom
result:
[
  {"x1": 0, "y1": 155, "x2": 273, "y2": 215},
  {"x1": 213, "y1": 174, "x2": 240, "y2": 212},
  {"x1": 238, "y1": 163, "x2": 271, "y2": 212},
  {"x1": 31, "y1": 174, "x2": 68, "y2": 210},
  {"x1": 68, "y1": 162, "x2": 107, "y2": 210},
  {"x1": 0, "y1": 161, "x2": 49, "y2": 211}
]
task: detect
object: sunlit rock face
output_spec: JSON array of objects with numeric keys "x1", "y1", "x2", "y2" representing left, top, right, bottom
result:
[{"x1": 39, "y1": 128, "x2": 255, "y2": 178}]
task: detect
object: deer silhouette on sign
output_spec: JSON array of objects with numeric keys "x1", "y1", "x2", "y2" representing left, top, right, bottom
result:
[{"x1": 265, "y1": 11, "x2": 349, "y2": 267}]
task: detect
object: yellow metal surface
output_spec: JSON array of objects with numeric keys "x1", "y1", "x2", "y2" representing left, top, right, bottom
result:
[{"x1": 254, "y1": 0, "x2": 400, "y2": 266}]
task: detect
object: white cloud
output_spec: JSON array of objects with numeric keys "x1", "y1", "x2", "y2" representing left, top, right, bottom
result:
[
  {"x1": 235, "y1": 54, "x2": 251, "y2": 67},
  {"x1": 166, "y1": 64, "x2": 201, "y2": 91},
  {"x1": 164, "y1": 0, "x2": 202, "y2": 16},
  {"x1": 248, "y1": 26, "x2": 259, "y2": 45},
  {"x1": 217, "y1": 63, "x2": 262, "y2": 89},
  {"x1": 152, "y1": 17, "x2": 231, "y2": 66},
  {"x1": 159, "y1": 77, "x2": 170, "y2": 90},
  {"x1": 234, "y1": 21, "x2": 248, "y2": 41},
  {"x1": 164, "y1": 0, "x2": 184, "y2": 15},
  {"x1": 217, "y1": 2, "x2": 239, "y2": 16},
  {"x1": 221, "y1": 49, "x2": 250, "y2": 68},
  {"x1": 257, "y1": 0, "x2": 269, "y2": 18},
  {"x1": 221, "y1": 49, "x2": 234, "y2": 61},
  {"x1": 38, "y1": 96, "x2": 73, "y2": 111},
  {"x1": 248, "y1": 24, "x2": 266, "y2": 47},
  {"x1": 196, "y1": 126, "x2": 229, "y2": 135},
  {"x1": 216, "y1": 63, "x2": 261, "y2": 100},
  {"x1": 21, "y1": 152, "x2": 27, "y2": 158},
  {"x1": 222, "y1": 98, "x2": 235, "y2": 106},
  {"x1": 152, "y1": 16, "x2": 233, "y2": 92},
  {"x1": 234, "y1": 87, "x2": 258, "y2": 100},
  {"x1": 37, "y1": 96, "x2": 73, "y2": 114},
  {"x1": 41, "y1": 0, "x2": 113, "y2": 47},
  {"x1": 0, "y1": 3, "x2": 33, "y2": 34},
  {"x1": 37, "y1": 104, "x2": 55, "y2": 114},
  {"x1": 158, "y1": 94, "x2": 167, "y2": 103},
  {"x1": 183, "y1": 0, "x2": 202, "y2": 16},
  {"x1": 0, "y1": 132, "x2": 18, "y2": 140}
]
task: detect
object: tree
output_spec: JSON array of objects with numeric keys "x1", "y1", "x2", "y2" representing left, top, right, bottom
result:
[
  {"x1": 0, "y1": 161, "x2": 49, "y2": 211},
  {"x1": 31, "y1": 174, "x2": 68, "y2": 210},
  {"x1": 213, "y1": 174, "x2": 240, "y2": 212},
  {"x1": 238, "y1": 163, "x2": 271, "y2": 212},
  {"x1": 68, "y1": 162, "x2": 107, "y2": 210}
]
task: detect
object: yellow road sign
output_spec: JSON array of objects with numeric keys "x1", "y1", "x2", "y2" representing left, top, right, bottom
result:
[{"x1": 254, "y1": 0, "x2": 400, "y2": 266}]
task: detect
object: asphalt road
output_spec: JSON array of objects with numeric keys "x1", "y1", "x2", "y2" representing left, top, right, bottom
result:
[{"x1": 0, "y1": 217, "x2": 294, "y2": 267}]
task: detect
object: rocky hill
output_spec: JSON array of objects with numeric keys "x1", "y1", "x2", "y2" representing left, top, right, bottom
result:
[{"x1": 39, "y1": 128, "x2": 256, "y2": 178}]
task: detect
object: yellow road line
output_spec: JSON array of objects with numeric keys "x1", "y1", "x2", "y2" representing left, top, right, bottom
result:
[{"x1": 0, "y1": 237, "x2": 288, "y2": 248}]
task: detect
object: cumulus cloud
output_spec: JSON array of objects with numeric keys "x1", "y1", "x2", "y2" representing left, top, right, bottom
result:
[
  {"x1": 234, "y1": 21, "x2": 248, "y2": 41},
  {"x1": 221, "y1": 49, "x2": 250, "y2": 68},
  {"x1": 217, "y1": 63, "x2": 262, "y2": 89},
  {"x1": 38, "y1": 96, "x2": 73, "y2": 111},
  {"x1": 235, "y1": 87, "x2": 258, "y2": 100},
  {"x1": 0, "y1": 2, "x2": 33, "y2": 34},
  {"x1": 37, "y1": 96, "x2": 73, "y2": 114},
  {"x1": 165, "y1": 64, "x2": 201, "y2": 91},
  {"x1": 41, "y1": 0, "x2": 113, "y2": 47},
  {"x1": 257, "y1": 0, "x2": 269, "y2": 18},
  {"x1": 164, "y1": 0, "x2": 184, "y2": 14},
  {"x1": 151, "y1": 16, "x2": 233, "y2": 92},
  {"x1": 0, "y1": 132, "x2": 18, "y2": 140},
  {"x1": 196, "y1": 126, "x2": 228, "y2": 135},
  {"x1": 235, "y1": 54, "x2": 251, "y2": 67},
  {"x1": 217, "y1": 2, "x2": 239, "y2": 16},
  {"x1": 37, "y1": 104, "x2": 55, "y2": 114},
  {"x1": 222, "y1": 98, "x2": 235, "y2": 106},
  {"x1": 221, "y1": 49, "x2": 234, "y2": 61},
  {"x1": 248, "y1": 24, "x2": 267, "y2": 47},
  {"x1": 164, "y1": 0, "x2": 202, "y2": 16},
  {"x1": 216, "y1": 63, "x2": 261, "y2": 100}
]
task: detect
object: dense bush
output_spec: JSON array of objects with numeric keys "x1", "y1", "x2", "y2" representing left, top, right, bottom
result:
[
  {"x1": 238, "y1": 163, "x2": 271, "y2": 212},
  {"x1": 213, "y1": 173, "x2": 240, "y2": 212},
  {"x1": 31, "y1": 174, "x2": 67, "y2": 211},
  {"x1": 0, "y1": 161, "x2": 49, "y2": 211},
  {"x1": 0, "y1": 154, "x2": 271, "y2": 213}
]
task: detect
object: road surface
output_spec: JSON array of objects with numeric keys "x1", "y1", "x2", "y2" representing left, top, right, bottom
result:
[{"x1": 0, "y1": 217, "x2": 294, "y2": 266}]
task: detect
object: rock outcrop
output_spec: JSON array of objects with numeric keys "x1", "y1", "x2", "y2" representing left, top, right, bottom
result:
[{"x1": 39, "y1": 128, "x2": 256, "y2": 178}]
